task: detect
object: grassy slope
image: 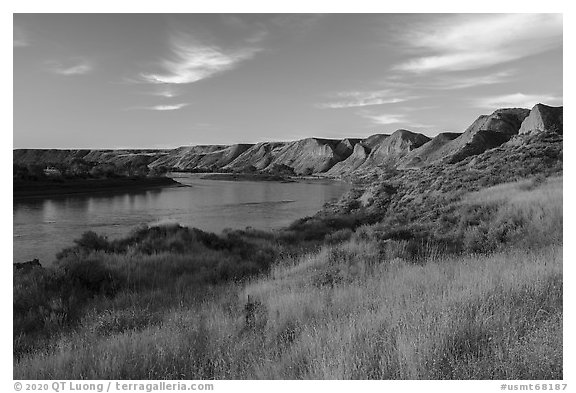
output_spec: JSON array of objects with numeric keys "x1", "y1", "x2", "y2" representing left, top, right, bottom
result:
[{"x1": 14, "y1": 175, "x2": 562, "y2": 379}]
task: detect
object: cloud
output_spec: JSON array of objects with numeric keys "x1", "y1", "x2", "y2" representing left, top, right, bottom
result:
[
  {"x1": 359, "y1": 112, "x2": 432, "y2": 129},
  {"x1": 125, "y1": 102, "x2": 190, "y2": 111},
  {"x1": 140, "y1": 32, "x2": 260, "y2": 84},
  {"x1": 47, "y1": 59, "x2": 93, "y2": 76},
  {"x1": 395, "y1": 14, "x2": 562, "y2": 73},
  {"x1": 318, "y1": 89, "x2": 413, "y2": 109},
  {"x1": 427, "y1": 70, "x2": 515, "y2": 90},
  {"x1": 147, "y1": 103, "x2": 189, "y2": 111},
  {"x1": 363, "y1": 113, "x2": 407, "y2": 125},
  {"x1": 473, "y1": 93, "x2": 562, "y2": 109},
  {"x1": 150, "y1": 86, "x2": 181, "y2": 98}
]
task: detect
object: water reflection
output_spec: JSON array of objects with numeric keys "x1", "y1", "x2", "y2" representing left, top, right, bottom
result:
[{"x1": 13, "y1": 175, "x2": 349, "y2": 264}]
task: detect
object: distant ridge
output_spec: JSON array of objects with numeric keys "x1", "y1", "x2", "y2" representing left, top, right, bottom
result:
[{"x1": 13, "y1": 104, "x2": 563, "y2": 178}]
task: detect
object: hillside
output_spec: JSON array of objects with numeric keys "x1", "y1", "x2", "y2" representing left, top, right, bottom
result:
[
  {"x1": 324, "y1": 143, "x2": 370, "y2": 177},
  {"x1": 222, "y1": 142, "x2": 287, "y2": 171},
  {"x1": 353, "y1": 129, "x2": 430, "y2": 174},
  {"x1": 420, "y1": 108, "x2": 530, "y2": 165},
  {"x1": 397, "y1": 132, "x2": 461, "y2": 169},
  {"x1": 261, "y1": 138, "x2": 351, "y2": 175},
  {"x1": 148, "y1": 144, "x2": 253, "y2": 171},
  {"x1": 12, "y1": 149, "x2": 168, "y2": 168}
]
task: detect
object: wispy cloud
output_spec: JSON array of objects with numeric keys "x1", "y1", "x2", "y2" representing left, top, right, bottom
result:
[
  {"x1": 140, "y1": 32, "x2": 261, "y2": 84},
  {"x1": 318, "y1": 89, "x2": 413, "y2": 109},
  {"x1": 150, "y1": 86, "x2": 181, "y2": 98},
  {"x1": 147, "y1": 103, "x2": 189, "y2": 111},
  {"x1": 47, "y1": 59, "x2": 93, "y2": 76},
  {"x1": 395, "y1": 14, "x2": 562, "y2": 73},
  {"x1": 427, "y1": 70, "x2": 515, "y2": 90},
  {"x1": 473, "y1": 93, "x2": 562, "y2": 109},
  {"x1": 125, "y1": 103, "x2": 190, "y2": 111},
  {"x1": 363, "y1": 113, "x2": 407, "y2": 125},
  {"x1": 359, "y1": 112, "x2": 433, "y2": 129}
]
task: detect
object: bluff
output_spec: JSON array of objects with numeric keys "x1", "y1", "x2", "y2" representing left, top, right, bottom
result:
[
  {"x1": 261, "y1": 138, "x2": 354, "y2": 175},
  {"x1": 397, "y1": 133, "x2": 462, "y2": 169},
  {"x1": 353, "y1": 129, "x2": 431, "y2": 173},
  {"x1": 519, "y1": 104, "x2": 563, "y2": 135},
  {"x1": 222, "y1": 142, "x2": 287, "y2": 172},
  {"x1": 148, "y1": 144, "x2": 253, "y2": 171},
  {"x1": 324, "y1": 143, "x2": 370, "y2": 177},
  {"x1": 422, "y1": 108, "x2": 531, "y2": 165}
]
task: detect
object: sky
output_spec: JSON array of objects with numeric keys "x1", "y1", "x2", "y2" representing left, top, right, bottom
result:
[{"x1": 13, "y1": 13, "x2": 563, "y2": 149}]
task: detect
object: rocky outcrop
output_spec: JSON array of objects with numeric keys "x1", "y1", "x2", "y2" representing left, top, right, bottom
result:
[
  {"x1": 519, "y1": 104, "x2": 563, "y2": 135},
  {"x1": 149, "y1": 144, "x2": 253, "y2": 171},
  {"x1": 334, "y1": 138, "x2": 360, "y2": 158},
  {"x1": 223, "y1": 142, "x2": 286, "y2": 171},
  {"x1": 430, "y1": 108, "x2": 531, "y2": 164},
  {"x1": 361, "y1": 134, "x2": 390, "y2": 150},
  {"x1": 398, "y1": 132, "x2": 462, "y2": 169},
  {"x1": 324, "y1": 143, "x2": 370, "y2": 177},
  {"x1": 354, "y1": 130, "x2": 431, "y2": 173},
  {"x1": 261, "y1": 138, "x2": 347, "y2": 175}
]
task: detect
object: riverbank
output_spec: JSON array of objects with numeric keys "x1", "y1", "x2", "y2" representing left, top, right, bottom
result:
[
  {"x1": 198, "y1": 172, "x2": 343, "y2": 185},
  {"x1": 200, "y1": 173, "x2": 294, "y2": 182},
  {"x1": 13, "y1": 176, "x2": 183, "y2": 199}
]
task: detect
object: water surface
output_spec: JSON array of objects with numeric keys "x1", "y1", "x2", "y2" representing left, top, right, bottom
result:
[{"x1": 13, "y1": 174, "x2": 349, "y2": 264}]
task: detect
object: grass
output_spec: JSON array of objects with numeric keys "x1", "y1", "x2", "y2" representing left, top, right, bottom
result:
[
  {"x1": 14, "y1": 175, "x2": 563, "y2": 379},
  {"x1": 242, "y1": 245, "x2": 562, "y2": 379},
  {"x1": 13, "y1": 246, "x2": 562, "y2": 379},
  {"x1": 462, "y1": 176, "x2": 562, "y2": 249}
]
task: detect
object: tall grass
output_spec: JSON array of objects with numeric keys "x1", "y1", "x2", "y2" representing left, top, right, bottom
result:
[
  {"x1": 14, "y1": 177, "x2": 562, "y2": 379},
  {"x1": 14, "y1": 245, "x2": 561, "y2": 379},
  {"x1": 463, "y1": 176, "x2": 562, "y2": 248}
]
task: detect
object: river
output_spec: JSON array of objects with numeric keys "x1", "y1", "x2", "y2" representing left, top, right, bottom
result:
[{"x1": 13, "y1": 174, "x2": 350, "y2": 264}]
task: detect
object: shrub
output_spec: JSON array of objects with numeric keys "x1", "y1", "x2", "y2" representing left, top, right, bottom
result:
[
  {"x1": 324, "y1": 228, "x2": 353, "y2": 244},
  {"x1": 57, "y1": 257, "x2": 123, "y2": 298}
]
